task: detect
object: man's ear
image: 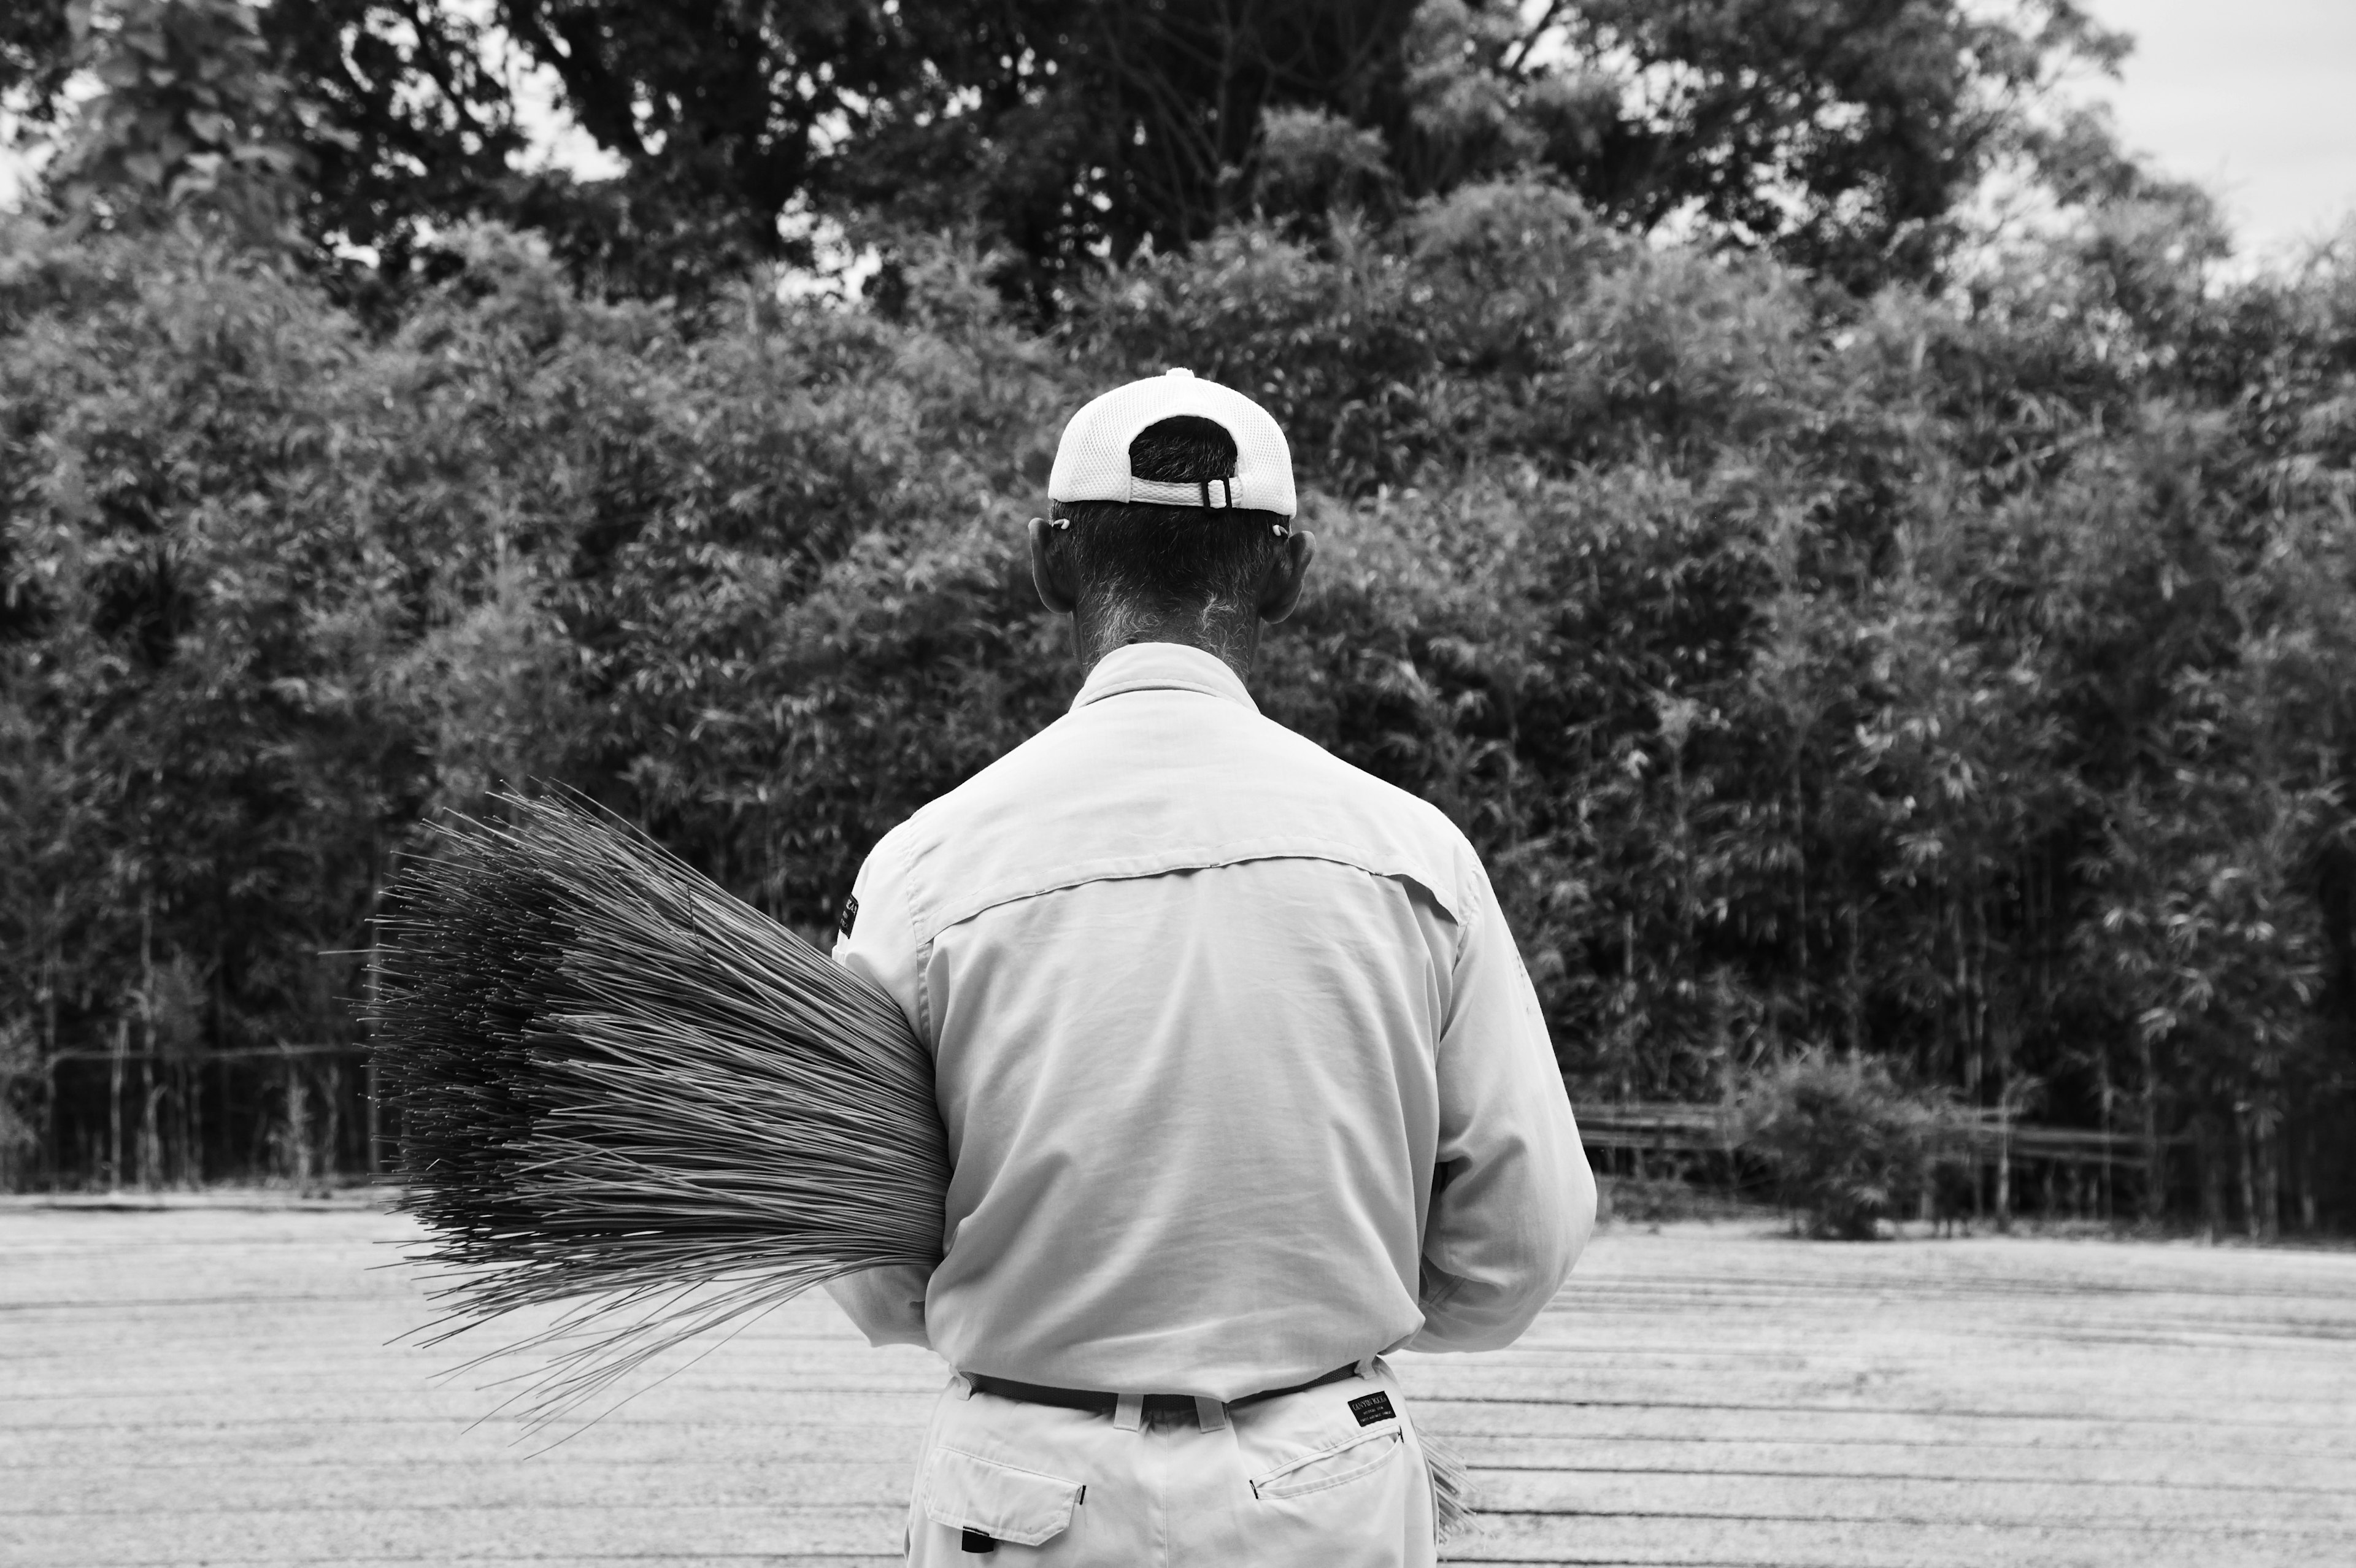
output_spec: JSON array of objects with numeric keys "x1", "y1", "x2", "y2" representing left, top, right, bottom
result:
[
  {"x1": 1029, "y1": 517, "x2": 1078, "y2": 615},
  {"x1": 1257, "y1": 528, "x2": 1317, "y2": 625}
]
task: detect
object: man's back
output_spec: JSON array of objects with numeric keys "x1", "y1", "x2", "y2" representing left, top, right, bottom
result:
[
  {"x1": 833, "y1": 375, "x2": 1590, "y2": 1566},
  {"x1": 836, "y1": 641, "x2": 1585, "y2": 1397}
]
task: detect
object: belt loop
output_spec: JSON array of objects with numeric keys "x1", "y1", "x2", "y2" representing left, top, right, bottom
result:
[
  {"x1": 1193, "y1": 1395, "x2": 1228, "y2": 1433},
  {"x1": 1355, "y1": 1356, "x2": 1376, "y2": 1380},
  {"x1": 1112, "y1": 1392, "x2": 1144, "y2": 1432},
  {"x1": 952, "y1": 1373, "x2": 974, "y2": 1401}
]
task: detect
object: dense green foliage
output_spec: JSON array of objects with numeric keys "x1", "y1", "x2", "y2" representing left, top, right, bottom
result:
[
  {"x1": 7, "y1": 0, "x2": 2131, "y2": 303},
  {"x1": 9, "y1": 185, "x2": 2356, "y2": 1224},
  {"x1": 4, "y1": 2, "x2": 2354, "y2": 1237},
  {"x1": 44, "y1": 0, "x2": 316, "y2": 245},
  {"x1": 1733, "y1": 1052, "x2": 1950, "y2": 1239}
]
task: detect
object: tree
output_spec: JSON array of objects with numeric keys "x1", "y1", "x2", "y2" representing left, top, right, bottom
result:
[
  {"x1": 492, "y1": 0, "x2": 1426, "y2": 306},
  {"x1": 0, "y1": 2, "x2": 75, "y2": 142},
  {"x1": 13, "y1": 15, "x2": 2356, "y2": 1226},
  {"x1": 12, "y1": 1, "x2": 523, "y2": 271},
  {"x1": 1525, "y1": 0, "x2": 2130, "y2": 290},
  {"x1": 13, "y1": 1, "x2": 2143, "y2": 306},
  {"x1": 48, "y1": 0, "x2": 315, "y2": 245},
  {"x1": 268, "y1": 0, "x2": 523, "y2": 267},
  {"x1": 489, "y1": 0, "x2": 2133, "y2": 303},
  {"x1": 1733, "y1": 1050, "x2": 1952, "y2": 1237}
]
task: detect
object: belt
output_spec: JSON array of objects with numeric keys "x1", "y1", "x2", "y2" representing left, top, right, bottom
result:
[{"x1": 964, "y1": 1361, "x2": 1362, "y2": 1421}]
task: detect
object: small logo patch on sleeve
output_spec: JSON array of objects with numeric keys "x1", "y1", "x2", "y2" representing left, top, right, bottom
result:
[
  {"x1": 837, "y1": 893, "x2": 859, "y2": 937},
  {"x1": 1348, "y1": 1390, "x2": 1396, "y2": 1427}
]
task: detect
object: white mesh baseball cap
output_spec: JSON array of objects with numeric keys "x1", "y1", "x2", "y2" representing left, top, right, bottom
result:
[{"x1": 1048, "y1": 368, "x2": 1296, "y2": 518}]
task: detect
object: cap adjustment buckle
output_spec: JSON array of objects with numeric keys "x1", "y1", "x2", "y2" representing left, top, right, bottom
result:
[{"x1": 1125, "y1": 475, "x2": 1236, "y2": 509}]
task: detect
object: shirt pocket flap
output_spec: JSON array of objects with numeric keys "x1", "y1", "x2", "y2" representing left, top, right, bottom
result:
[{"x1": 921, "y1": 1445, "x2": 1084, "y2": 1547}]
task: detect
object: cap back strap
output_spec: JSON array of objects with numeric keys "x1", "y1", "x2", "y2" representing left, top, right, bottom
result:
[{"x1": 1130, "y1": 476, "x2": 1233, "y2": 509}]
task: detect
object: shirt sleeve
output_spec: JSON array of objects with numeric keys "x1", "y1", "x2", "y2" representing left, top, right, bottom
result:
[
  {"x1": 823, "y1": 831, "x2": 936, "y2": 1350},
  {"x1": 832, "y1": 828, "x2": 928, "y2": 1044},
  {"x1": 822, "y1": 1262, "x2": 933, "y2": 1350},
  {"x1": 1407, "y1": 852, "x2": 1596, "y2": 1352}
]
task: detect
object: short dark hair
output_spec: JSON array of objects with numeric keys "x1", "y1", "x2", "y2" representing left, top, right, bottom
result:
[{"x1": 1049, "y1": 416, "x2": 1291, "y2": 613}]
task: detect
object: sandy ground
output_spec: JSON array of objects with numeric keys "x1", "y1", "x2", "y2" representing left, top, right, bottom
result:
[{"x1": 3, "y1": 1198, "x2": 2353, "y2": 1566}]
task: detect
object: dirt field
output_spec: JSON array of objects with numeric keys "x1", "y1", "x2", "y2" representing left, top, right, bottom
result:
[{"x1": 3, "y1": 1198, "x2": 2352, "y2": 1567}]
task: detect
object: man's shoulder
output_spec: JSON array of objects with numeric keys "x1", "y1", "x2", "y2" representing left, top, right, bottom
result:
[
  {"x1": 853, "y1": 710, "x2": 1088, "y2": 895},
  {"x1": 866, "y1": 690, "x2": 1481, "y2": 938},
  {"x1": 904, "y1": 695, "x2": 1463, "y2": 842},
  {"x1": 1226, "y1": 702, "x2": 1478, "y2": 850},
  {"x1": 882, "y1": 707, "x2": 1089, "y2": 840}
]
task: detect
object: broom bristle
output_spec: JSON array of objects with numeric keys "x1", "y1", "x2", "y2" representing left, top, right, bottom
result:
[
  {"x1": 369, "y1": 791, "x2": 945, "y2": 1430},
  {"x1": 1420, "y1": 1428, "x2": 1480, "y2": 1542}
]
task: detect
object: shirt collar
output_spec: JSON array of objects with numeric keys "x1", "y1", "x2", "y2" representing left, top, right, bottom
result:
[{"x1": 1070, "y1": 642, "x2": 1260, "y2": 714}]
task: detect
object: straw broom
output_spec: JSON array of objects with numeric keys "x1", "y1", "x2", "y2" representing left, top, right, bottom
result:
[
  {"x1": 369, "y1": 790, "x2": 1480, "y2": 1534},
  {"x1": 369, "y1": 791, "x2": 945, "y2": 1430}
]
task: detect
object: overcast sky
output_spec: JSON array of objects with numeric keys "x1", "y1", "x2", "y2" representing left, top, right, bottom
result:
[
  {"x1": 2077, "y1": 0, "x2": 2356, "y2": 261},
  {"x1": 4, "y1": 2, "x2": 2352, "y2": 264}
]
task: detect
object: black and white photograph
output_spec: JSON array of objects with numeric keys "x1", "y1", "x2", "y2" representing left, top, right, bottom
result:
[{"x1": 3, "y1": 2, "x2": 2354, "y2": 1565}]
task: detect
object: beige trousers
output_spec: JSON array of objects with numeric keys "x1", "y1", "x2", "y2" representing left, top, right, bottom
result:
[{"x1": 905, "y1": 1358, "x2": 1439, "y2": 1567}]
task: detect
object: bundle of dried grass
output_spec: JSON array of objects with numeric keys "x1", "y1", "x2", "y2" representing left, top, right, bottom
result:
[
  {"x1": 1420, "y1": 1428, "x2": 1479, "y2": 1541},
  {"x1": 373, "y1": 793, "x2": 1487, "y2": 1540},
  {"x1": 369, "y1": 791, "x2": 944, "y2": 1429}
]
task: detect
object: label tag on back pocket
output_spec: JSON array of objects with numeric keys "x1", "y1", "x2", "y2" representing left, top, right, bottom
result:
[{"x1": 1348, "y1": 1391, "x2": 1396, "y2": 1427}]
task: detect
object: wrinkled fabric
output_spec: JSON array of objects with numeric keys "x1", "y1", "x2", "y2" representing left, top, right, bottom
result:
[
  {"x1": 830, "y1": 641, "x2": 1593, "y2": 1399},
  {"x1": 906, "y1": 1361, "x2": 1438, "y2": 1568}
]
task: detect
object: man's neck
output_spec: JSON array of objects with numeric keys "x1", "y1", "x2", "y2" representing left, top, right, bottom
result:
[{"x1": 1074, "y1": 601, "x2": 1260, "y2": 683}]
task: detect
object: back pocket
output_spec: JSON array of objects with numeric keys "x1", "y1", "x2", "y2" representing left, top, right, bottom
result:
[
  {"x1": 921, "y1": 1445, "x2": 1085, "y2": 1547},
  {"x1": 1250, "y1": 1428, "x2": 1404, "y2": 1501}
]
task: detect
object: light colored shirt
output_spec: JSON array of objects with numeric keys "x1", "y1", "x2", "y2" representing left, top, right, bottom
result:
[{"x1": 827, "y1": 640, "x2": 1593, "y2": 1399}]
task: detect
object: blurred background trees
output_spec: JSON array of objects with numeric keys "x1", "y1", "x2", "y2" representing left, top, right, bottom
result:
[
  {"x1": 3, "y1": 0, "x2": 2353, "y2": 1236},
  {"x1": 1, "y1": 0, "x2": 2144, "y2": 302}
]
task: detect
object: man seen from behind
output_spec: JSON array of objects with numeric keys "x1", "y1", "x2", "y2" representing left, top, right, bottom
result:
[{"x1": 828, "y1": 367, "x2": 1596, "y2": 1566}]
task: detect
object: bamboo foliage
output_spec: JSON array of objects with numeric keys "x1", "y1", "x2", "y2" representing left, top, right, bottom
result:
[{"x1": 5, "y1": 170, "x2": 2356, "y2": 1226}]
